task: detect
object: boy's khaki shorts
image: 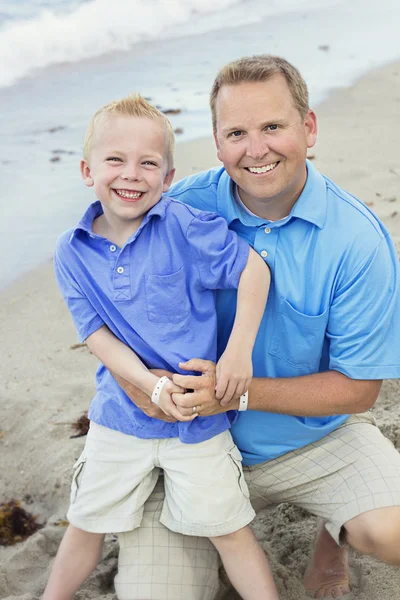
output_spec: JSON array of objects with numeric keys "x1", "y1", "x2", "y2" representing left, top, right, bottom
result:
[{"x1": 67, "y1": 422, "x2": 255, "y2": 536}]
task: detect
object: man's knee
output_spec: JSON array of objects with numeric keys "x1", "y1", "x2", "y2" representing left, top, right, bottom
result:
[{"x1": 344, "y1": 506, "x2": 400, "y2": 564}]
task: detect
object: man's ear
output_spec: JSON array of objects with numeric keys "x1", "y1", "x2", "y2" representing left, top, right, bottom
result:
[
  {"x1": 305, "y1": 110, "x2": 317, "y2": 149},
  {"x1": 213, "y1": 130, "x2": 223, "y2": 163},
  {"x1": 163, "y1": 168, "x2": 175, "y2": 192},
  {"x1": 80, "y1": 159, "x2": 94, "y2": 187}
]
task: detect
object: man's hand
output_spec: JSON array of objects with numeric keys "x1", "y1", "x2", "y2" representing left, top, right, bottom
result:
[
  {"x1": 172, "y1": 359, "x2": 239, "y2": 417},
  {"x1": 112, "y1": 369, "x2": 177, "y2": 422}
]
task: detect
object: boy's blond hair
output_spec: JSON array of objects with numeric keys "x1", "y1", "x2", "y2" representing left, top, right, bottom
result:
[
  {"x1": 83, "y1": 93, "x2": 175, "y2": 170},
  {"x1": 210, "y1": 55, "x2": 309, "y2": 131}
]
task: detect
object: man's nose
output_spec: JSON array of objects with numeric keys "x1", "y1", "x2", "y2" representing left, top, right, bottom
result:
[{"x1": 246, "y1": 135, "x2": 269, "y2": 161}]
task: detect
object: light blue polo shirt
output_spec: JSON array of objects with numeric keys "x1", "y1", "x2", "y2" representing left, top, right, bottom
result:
[
  {"x1": 168, "y1": 160, "x2": 400, "y2": 465},
  {"x1": 54, "y1": 196, "x2": 249, "y2": 444}
]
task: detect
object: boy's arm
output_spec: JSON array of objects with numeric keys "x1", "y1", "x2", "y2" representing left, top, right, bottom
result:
[
  {"x1": 86, "y1": 325, "x2": 157, "y2": 395},
  {"x1": 86, "y1": 326, "x2": 194, "y2": 421},
  {"x1": 216, "y1": 248, "x2": 271, "y2": 404}
]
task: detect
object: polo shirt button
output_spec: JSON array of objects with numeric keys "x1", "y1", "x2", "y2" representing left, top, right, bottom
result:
[
  {"x1": 110, "y1": 245, "x2": 116, "y2": 252},
  {"x1": 117, "y1": 266, "x2": 124, "y2": 274},
  {"x1": 264, "y1": 227, "x2": 271, "y2": 234},
  {"x1": 260, "y1": 250, "x2": 268, "y2": 258}
]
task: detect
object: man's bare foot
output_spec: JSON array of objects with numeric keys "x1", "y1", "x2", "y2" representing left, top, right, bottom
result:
[{"x1": 304, "y1": 519, "x2": 350, "y2": 598}]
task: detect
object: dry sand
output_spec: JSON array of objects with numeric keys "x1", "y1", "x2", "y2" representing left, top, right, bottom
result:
[{"x1": 1, "y1": 62, "x2": 400, "y2": 600}]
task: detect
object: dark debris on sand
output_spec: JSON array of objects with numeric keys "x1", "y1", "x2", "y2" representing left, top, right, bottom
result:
[
  {"x1": 0, "y1": 500, "x2": 42, "y2": 546},
  {"x1": 70, "y1": 411, "x2": 90, "y2": 438}
]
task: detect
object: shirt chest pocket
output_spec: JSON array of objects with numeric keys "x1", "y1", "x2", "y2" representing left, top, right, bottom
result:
[
  {"x1": 145, "y1": 267, "x2": 191, "y2": 324},
  {"x1": 269, "y1": 298, "x2": 329, "y2": 369}
]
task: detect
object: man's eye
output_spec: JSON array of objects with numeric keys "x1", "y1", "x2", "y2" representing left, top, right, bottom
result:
[
  {"x1": 266, "y1": 124, "x2": 278, "y2": 132},
  {"x1": 230, "y1": 131, "x2": 242, "y2": 138}
]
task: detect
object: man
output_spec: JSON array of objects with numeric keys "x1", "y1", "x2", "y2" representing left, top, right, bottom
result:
[{"x1": 112, "y1": 55, "x2": 400, "y2": 600}]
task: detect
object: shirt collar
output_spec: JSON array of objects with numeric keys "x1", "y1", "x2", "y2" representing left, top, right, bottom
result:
[
  {"x1": 216, "y1": 159, "x2": 327, "y2": 229},
  {"x1": 71, "y1": 197, "x2": 169, "y2": 240},
  {"x1": 290, "y1": 160, "x2": 327, "y2": 229}
]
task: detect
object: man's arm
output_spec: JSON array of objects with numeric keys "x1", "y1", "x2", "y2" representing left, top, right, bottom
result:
[
  {"x1": 112, "y1": 371, "x2": 176, "y2": 422},
  {"x1": 172, "y1": 358, "x2": 382, "y2": 417}
]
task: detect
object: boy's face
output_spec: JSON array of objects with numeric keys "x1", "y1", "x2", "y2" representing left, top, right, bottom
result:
[{"x1": 81, "y1": 115, "x2": 174, "y2": 230}]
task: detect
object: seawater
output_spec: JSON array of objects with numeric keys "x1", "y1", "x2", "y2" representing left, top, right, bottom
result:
[{"x1": 1, "y1": 0, "x2": 400, "y2": 289}]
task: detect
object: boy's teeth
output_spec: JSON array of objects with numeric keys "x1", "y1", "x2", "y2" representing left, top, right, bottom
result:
[
  {"x1": 247, "y1": 162, "x2": 278, "y2": 174},
  {"x1": 115, "y1": 190, "x2": 142, "y2": 199}
]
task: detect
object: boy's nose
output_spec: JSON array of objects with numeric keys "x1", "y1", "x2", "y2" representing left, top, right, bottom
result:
[{"x1": 122, "y1": 165, "x2": 139, "y2": 180}]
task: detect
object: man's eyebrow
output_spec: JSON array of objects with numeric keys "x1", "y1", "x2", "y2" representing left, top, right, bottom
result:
[
  {"x1": 220, "y1": 119, "x2": 287, "y2": 135},
  {"x1": 261, "y1": 118, "x2": 287, "y2": 127}
]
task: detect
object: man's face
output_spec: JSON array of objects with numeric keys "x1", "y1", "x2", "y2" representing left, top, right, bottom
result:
[
  {"x1": 81, "y1": 115, "x2": 174, "y2": 230},
  {"x1": 214, "y1": 75, "x2": 317, "y2": 220}
]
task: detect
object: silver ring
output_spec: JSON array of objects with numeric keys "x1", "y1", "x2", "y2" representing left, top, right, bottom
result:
[{"x1": 192, "y1": 406, "x2": 197, "y2": 413}]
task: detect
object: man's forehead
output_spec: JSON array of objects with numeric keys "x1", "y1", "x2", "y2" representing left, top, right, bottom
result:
[
  {"x1": 217, "y1": 76, "x2": 293, "y2": 108},
  {"x1": 215, "y1": 78, "x2": 297, "y2": 129}
]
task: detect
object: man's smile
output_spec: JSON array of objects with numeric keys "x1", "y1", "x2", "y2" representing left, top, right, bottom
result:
[{"x1": 244, "y1": 162, "x2": 279, "y2": 174}]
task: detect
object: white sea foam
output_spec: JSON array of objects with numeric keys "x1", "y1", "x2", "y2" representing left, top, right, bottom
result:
[
  {"x1": 0, "y1": 0, "x2": 344, "y2": 89},
  {"x1": 0, "y1": 0, "x2": 244, "y2": 88}
]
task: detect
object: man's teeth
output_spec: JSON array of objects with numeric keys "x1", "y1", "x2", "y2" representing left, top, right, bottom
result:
[
  {"x1": 247, "y1": 163, "x2": 278, "y2": 174},
  {"x1": 115, "y1": 190, "x2": 142, "y2": 199}
]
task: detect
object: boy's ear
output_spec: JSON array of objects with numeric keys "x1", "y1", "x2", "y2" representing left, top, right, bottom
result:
[
  {"x1": 162, "y1": 168, "x2": 175, "y2": 193},
  {"x1": 80, "y1": 159, "x2": 94, "y2": 187}
]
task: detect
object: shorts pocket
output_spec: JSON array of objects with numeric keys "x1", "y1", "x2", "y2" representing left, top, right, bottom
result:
[
  {"x1": 145, "y1": 267, "x2": 190, "y2": 323},
  {"x1": 226, "y1": 444, "x2": 250, "y2": 499},
  {"x1": 70, "y1": 455, "x2": 86, "y2": 504},
  {"x1": 269, "y1": 297, "x2": 329, "y2": 369}
]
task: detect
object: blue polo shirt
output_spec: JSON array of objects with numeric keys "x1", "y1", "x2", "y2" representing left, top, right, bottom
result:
[
  {"x1": 168, "y1": 160, "x2": 400, "y2": 464},
  {"x1": 54, "y1": 196, "x2": 249, "y2": 443}
]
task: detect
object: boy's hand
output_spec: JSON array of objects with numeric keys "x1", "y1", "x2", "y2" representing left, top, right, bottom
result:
[
  {"x1": 157, "y1": 379, "x2": 198, "y2": 422},
  {"x1": 216, "y1": 349, "x2": 252, "y2": 406}
]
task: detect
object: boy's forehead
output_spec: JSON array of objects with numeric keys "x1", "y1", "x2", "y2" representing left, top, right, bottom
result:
[{"x1": 91, "y1": 114, "x2": 167, "y2": 152}]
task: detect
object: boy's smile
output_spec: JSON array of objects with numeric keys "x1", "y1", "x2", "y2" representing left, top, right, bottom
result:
[{"x1": 80, "y1": 114, "x2": 175, "y2": 242}]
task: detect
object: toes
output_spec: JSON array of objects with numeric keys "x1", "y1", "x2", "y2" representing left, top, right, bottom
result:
[{"x1": 314, "y1": 585, "x2": 350, "y2": 598}]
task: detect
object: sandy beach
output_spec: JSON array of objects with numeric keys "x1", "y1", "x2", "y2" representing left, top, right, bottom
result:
[{"x1": 1, "y1": 61, "x2": 400, "y2": 599}]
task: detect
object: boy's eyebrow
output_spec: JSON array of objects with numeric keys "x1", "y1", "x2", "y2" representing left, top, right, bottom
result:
[
  {"x1": 104, "y1": 149, "x2": 125, "y2": 155},
  {"x1": 104, "y1": 149, "x2": 164, "y2": 161}
]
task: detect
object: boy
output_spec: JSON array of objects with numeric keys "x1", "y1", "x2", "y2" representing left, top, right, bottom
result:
[{"x1": 44, "y1": 94, "x2": 278, "y2": 600}]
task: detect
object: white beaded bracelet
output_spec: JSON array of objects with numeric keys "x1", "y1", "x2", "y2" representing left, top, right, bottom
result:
[
  {"x1": 151, "y1": 376, "x2": 170, "y2": 405},
  {"x1": 238, "y1": 390, "x2": 249, "y2": 411}
]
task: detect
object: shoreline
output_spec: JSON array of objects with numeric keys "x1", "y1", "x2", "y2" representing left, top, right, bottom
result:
[
  {"x1": 1, "y1": 60, "x2": 400, "y2": 600},
  {"x1": 1, "y1": 60, "x2": 400, "y2": 297}
]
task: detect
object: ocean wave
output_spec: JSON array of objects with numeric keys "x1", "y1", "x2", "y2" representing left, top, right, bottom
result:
[{"x1": 0, "y1": 0, "x2": 242, "y2": 88}]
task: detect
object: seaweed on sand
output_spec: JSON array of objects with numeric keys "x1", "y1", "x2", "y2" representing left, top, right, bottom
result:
[{"x1": 0, "y1": 500, "x2": 41, "y2": 546}]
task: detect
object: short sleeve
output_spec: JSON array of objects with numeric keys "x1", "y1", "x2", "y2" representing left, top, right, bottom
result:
[
  {"x1": 328, "y1": 234, "x2": 400, "y2": 379},
  {"x1": 186, "y1": 212, "x2": 250, "y2": 290},
  {"x1": 54, "y1": 243, "x2": 104, "y2": 343}
]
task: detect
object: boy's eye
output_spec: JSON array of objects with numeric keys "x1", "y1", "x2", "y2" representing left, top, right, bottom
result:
[
  {"x1": 143, "y1": 161, "x2": 157, "y2": 166},
  {"x1": 107, "y1": 157, "x2": 122, "y2": 162}
]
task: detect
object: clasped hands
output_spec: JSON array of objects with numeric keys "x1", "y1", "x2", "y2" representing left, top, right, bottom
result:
[{"x1": 148, "y1": 351, "x2": 250, "y2": 422}]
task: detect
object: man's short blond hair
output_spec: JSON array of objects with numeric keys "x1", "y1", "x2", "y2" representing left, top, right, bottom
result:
[
  {"x1": 210, "y1": 55, "x2": 309, "y2": 131},
  {"x1": 83, "y1": 93, "x2": 175, "y2": 170}
]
